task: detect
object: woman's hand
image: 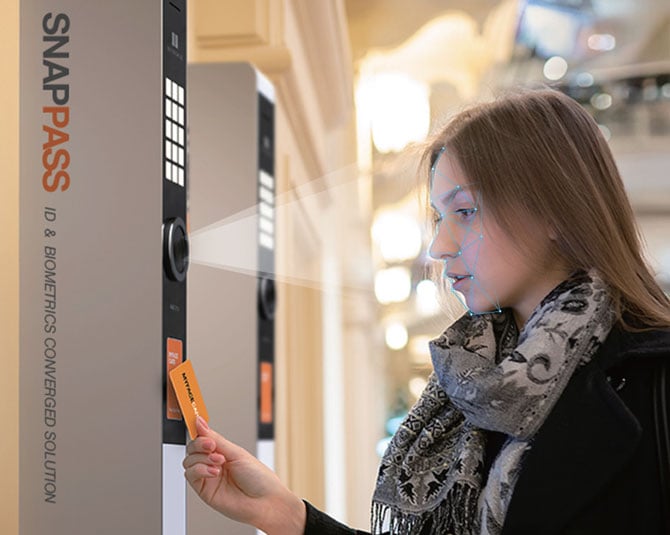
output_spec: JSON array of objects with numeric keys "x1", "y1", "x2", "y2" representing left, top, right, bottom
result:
[{"x1": 183, "y1": 416, "x2": 306, "y2": 535}]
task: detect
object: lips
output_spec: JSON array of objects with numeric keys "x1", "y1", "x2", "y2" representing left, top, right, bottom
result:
[{"x1": 446, "y1": 272, "x2": 472, "y2": 289}]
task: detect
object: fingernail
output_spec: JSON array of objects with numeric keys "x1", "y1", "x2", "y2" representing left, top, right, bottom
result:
[
  {"x1": 207, "y1": 466, "x2": 220, "y2": 476},
  {"x1": 197, "y1": 416, "x2": 209, "y2": 430}
]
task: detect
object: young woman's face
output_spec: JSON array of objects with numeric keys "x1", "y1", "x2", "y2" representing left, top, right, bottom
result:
[{"x1": 428, "y1": 150, "x2": 564, "y2": 325}]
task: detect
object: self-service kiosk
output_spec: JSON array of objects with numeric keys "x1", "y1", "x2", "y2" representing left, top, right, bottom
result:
[
  {"x1": 19, "y1": 1, "x2": 277, "y2": 531},
  {"x1": 20, "y1": 2, "x2": 189, "y2": 533},
  {"x1": 187, "y1": 62, "x2": 276, "y2": 535}
]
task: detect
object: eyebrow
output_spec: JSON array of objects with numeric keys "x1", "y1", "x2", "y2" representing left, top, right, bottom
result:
[{"x1": 431, "y1": 185, "x2": 474, "y2": 211}]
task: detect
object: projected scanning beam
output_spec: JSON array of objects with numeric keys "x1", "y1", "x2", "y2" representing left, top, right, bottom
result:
[
  {"x1": 431, "y1": 149, "x2": 501, "y2": 315},
  {"x1": 188, "y1": 163, "x2": 378, "y2": 294}
]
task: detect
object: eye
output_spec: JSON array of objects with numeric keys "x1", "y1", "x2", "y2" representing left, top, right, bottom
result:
[
  {"x1": 432, "y1": 209, "x2": 443, "y2": 226},
  {"x1": 454, "y1": 207, "x2": 477, "y2": 221}
]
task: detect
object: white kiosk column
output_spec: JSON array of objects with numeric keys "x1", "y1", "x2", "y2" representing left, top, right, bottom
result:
[{"x1": 19, "y1": 2, "x2": 188, "y2": 533}]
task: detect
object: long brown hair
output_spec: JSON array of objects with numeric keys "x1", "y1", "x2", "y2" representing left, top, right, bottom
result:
[{"x1": 423, "y1": 88, "x2": 670, "y2": 331}]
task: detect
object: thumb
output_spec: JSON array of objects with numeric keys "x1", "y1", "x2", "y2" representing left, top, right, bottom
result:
[{"x1": 195, "y1": 416, "x2": 248, "y2": 462}]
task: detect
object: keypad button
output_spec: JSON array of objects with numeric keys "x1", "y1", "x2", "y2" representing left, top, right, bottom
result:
[
  {"x1": 259, "y1": 186, "x2": 273, "y2": 204},
  {"x1": 260, "y1": 201, "x2": 274, "y2": 220},
  {"x1": 260, "y1": 170, "x2": 274, "y2": 190},
  {"x1": 260, "y1": 233, "x2": 274, "y2": 250},
  {"x1": 260, "y1": 217, "x2": 274, "y2": 235}
]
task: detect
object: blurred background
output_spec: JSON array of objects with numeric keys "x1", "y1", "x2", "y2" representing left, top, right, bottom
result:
[{"x1": 344, "y1": 0, "x2": 670, "y2": 528}]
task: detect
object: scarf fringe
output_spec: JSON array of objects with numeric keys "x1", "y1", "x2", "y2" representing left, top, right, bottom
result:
[{"x1": 372, "y1": 483, "x2": 480, "y2": 535}]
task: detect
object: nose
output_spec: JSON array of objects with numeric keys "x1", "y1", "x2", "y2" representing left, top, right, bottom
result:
[{"x1": 428, "y1": 218, "x2": 461, "y2": 261}]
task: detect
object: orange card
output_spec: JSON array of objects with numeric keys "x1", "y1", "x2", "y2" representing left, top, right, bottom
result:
[{"x1": 168, "y1": 359, "x2": 209, "y2": 439}]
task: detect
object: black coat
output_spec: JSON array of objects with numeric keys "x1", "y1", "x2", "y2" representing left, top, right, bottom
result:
[
  {"x1": 303, "y1": 326, "x2": 670, "y2": 535},
  {"x1": 502, "y1": 326, "x2": 670, "y2": 535}
]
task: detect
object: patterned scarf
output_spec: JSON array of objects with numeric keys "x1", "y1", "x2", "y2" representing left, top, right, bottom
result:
[{"x1": 371, "y1": 271, "x2": 615, "y2": 534}]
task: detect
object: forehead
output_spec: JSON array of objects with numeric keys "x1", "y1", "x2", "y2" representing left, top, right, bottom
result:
[{"x1": 430, "y1": 150, "x2": 474, "y2": 204}]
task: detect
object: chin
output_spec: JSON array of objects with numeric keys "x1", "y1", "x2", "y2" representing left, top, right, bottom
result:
[
  {"x1": 462, "y1": 293, "x2": 501, "y2": 315},
  {"x1": 467, "y1": 305, "x2": 500, "y2": 316}
]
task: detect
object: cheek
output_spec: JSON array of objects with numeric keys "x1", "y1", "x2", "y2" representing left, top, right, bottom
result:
[
  {"x1": 482, "y1": 225, "x2": 524, "y2": 269},
  {"x1": 464, "y1": 236, "x2": 518, "y2": 294}
]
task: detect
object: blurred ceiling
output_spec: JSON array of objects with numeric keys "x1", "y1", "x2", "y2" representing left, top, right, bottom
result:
[
  {"x1": 345, "y1": 0, "x2": 670, "y2": 212},
  {"x1": 346, "y1": 0, "x2": 670, "y2": 70},
  {"x1": 346, "y1": 0, "x2": 502, "y2": 63}
]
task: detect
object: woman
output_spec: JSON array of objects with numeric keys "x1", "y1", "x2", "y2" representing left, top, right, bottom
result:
[{"x1": 183, "y1": 89, "x2": 670, "y2": 534}]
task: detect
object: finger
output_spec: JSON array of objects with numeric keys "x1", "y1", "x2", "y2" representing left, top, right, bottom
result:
[
  {"x1": 186, "y1": 436, "x2": 216, "y2": 456},
  {"x1": 195, "y1": 415, "x2": 212, "y2": 437},
  {"x1": 184, "y1": 463, "x2": 220, "y2": 485},
  {"x1": 183, "y1": 452, "x2": 226, "y2": 470}
]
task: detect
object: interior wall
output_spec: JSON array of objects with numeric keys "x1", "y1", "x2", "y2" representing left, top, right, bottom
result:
[{"x1": 0, "y1": 1, "x2": 19, "y2": 533}]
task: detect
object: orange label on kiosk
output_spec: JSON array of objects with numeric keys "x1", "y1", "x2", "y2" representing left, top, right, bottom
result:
[
  {"x1": 260, "y1": 362, "x2": 273, "y2": 424},
  {"x1": 166, "y1": 337, "x2": 184, "y2": 421}
]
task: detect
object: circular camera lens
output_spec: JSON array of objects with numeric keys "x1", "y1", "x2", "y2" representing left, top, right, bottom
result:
[
  {"x1": 258, "y1": 277, "x2": 276, "y2": 320},
  {"x1": 163, "y1": 218, "x2": 189, "y2": 282},
  {"x1": 173, "y1": 225, "x2": 189, "y2": 275}
]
